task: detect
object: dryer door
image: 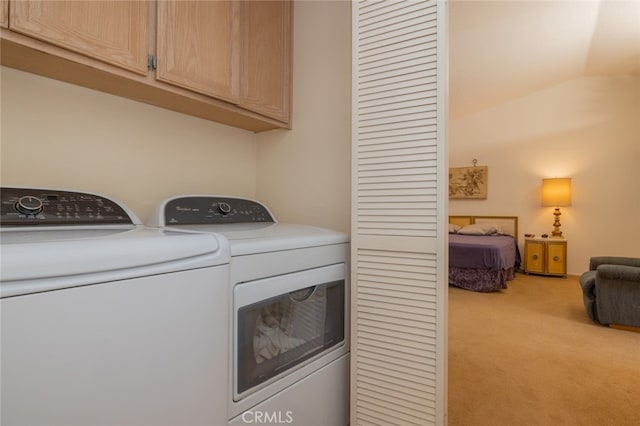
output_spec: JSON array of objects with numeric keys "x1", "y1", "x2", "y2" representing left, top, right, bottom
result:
[{"x1": 233, "y1": 263, "x2": 346, "y2": 401}]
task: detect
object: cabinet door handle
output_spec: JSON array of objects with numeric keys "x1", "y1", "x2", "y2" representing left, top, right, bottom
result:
[
  {"x1": 532, "y1": 254, "x2": 539, "y2": 260},
  {"x1": 553, "y1": 256, "x2": 560, "y2": 262}
]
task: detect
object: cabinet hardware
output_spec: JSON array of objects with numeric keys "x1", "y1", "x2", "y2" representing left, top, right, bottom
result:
[{"x1": 147, "y1": 55, "x2": 157, "y2": 71}]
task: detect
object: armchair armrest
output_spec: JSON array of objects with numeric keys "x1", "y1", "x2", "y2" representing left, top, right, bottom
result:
[
  {"x1": 589, "y1": 256, "x2": 640, "y2": 271},
  {"x1": 596, "y1": 264, "x2": 640, "y2": 283}
]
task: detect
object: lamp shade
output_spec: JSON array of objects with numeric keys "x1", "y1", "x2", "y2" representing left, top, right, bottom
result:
[{"x1": 541, "y1": 178, "x2": 572, "y2": 207}]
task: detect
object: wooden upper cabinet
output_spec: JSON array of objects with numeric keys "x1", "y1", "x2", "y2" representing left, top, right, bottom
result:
[
  {"x1": 9, "y1": 1, "x2": 149, "y2": 75},
  {"x1": 1, "y1": 0, "x2": 292, "y2": 130},
  {"x1": 239, "y1": 0, "x2": 292, "y2": 123},
  {"x1": 156, "y1": 0, "x2": 240, "y2": 103},
  {"x1": 156, "y1": 0, "x2": 292, "y2": 124}
]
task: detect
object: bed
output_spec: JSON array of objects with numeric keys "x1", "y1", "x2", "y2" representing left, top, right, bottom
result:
[{"x1": 448, "y1": 216, "x2": 521, "y2": 292}]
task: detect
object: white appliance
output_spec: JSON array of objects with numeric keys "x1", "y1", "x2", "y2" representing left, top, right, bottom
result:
[
  {"x1": 0, "y1": 187, "x2": 230, "y2": 426},
  {"x1": 149, "y1": 195, "x2": 350, "y2": 426}
]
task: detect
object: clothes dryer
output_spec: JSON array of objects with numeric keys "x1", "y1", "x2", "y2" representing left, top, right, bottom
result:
[
  {"x1": 1, "y1": 187, "x2": 230, "y2": 426},
  {"x1": 149, "y1": 195, "x2": 350, "y2": 426}
]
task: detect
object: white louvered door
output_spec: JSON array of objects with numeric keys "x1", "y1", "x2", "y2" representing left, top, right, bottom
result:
[{"x1": 351, "y1": 1, "x2": 448, "y2": 425}]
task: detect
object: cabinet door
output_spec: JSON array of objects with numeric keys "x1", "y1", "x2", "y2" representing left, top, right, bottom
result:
[
  {"x1": 156, "y1": 0, "x2": 239, "y2": 103},
  {"x1": 9, "y1": 0, "x2": 148, "y2": 75},
  {"x1": 1, "y1": 0, "x2": 8, "y2": 28},
  {"x1": 546, "y1": 242, "x2": 566, "y2": 275},
  {"x1": 525, "y1": 241, "x2": 545, "y2": 274},
  {"x1": 239, "y1": 0, "x2": 292, "y2": 123}
]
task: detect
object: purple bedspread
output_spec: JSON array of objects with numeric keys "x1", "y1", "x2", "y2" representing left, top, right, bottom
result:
[
  {"x1": 448, "y1": 234, "x2": 521, "y2": 292},
  {"x1": 449, "y1": 234, "x2": 520, "y2": 270},
  {"x1": 449, "y1": 266, "x2": 516, "y2": 292}
]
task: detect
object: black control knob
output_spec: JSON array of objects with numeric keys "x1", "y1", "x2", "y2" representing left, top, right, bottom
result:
[
  {"x1": 15, "y1": 195, "x2": 44, "y2": 215},
  {"x1": 218, "y1": 202, "x2": 231, "y2": 215}
]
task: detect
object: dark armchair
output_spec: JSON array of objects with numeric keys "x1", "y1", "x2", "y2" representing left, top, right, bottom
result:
[{"x1": 579, "y1": 256, "x2": 640, "y2": 327}]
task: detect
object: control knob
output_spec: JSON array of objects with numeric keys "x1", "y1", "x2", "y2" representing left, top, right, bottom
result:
[
  {"x1": 218, "y1": 202, "x2": 232, "y2": 215},
  {"x1": 15, "y1": 195, "x2": 44, "y2": 215}
]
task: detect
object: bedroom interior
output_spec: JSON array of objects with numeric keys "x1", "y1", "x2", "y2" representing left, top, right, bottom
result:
[
  {"x1": 448, "y1": 0, "x2": 639, "y2": 277},
  {"x1": 448, "y1": 0, "x2": 639, "y2": 423}
]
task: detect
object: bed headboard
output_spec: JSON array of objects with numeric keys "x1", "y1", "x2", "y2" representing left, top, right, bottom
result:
[
  {"x1": 449, "y1": 215, "x2": 519, "y2": 243},
  {"x1": 449, "y1": 216, "x2": 473, "y2": 227}
]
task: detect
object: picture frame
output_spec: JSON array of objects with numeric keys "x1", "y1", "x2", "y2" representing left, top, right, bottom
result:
[{"x1": 449, "y1": 166, "x2": 488, "y2": 199}]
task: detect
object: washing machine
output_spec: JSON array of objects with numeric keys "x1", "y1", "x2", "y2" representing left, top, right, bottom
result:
[
  {"x1": 0, "y1": 187, "x2": 231, "y2": 426},
  {"x1": 149, "y1": 195, "x2": 350, "y2": 426}
]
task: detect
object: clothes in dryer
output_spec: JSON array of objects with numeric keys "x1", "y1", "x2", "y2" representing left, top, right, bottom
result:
[
  {"x1": 149, "y1": 195, "x2": 350, "y2": 426},
  {"x1": 1, "y1": 188, "x2": 230, "y2": 426}
]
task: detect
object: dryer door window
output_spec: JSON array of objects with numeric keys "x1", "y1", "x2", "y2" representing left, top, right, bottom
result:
[{"x1": 234, "y1": 265, "x2": 345, "y2": 398}]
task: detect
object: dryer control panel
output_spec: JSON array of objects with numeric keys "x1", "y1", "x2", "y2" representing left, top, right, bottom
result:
[
  {"x1": 0, "y1": 187, "x2": 133, "y2": 226},
  {"x1": 164, "y1": 196, "x2": 275, "y2": 225}
]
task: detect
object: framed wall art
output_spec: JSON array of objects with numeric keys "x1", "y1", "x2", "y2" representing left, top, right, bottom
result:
[{"x1": 449, "y1": 163, "x2": 488, "y2": 199}]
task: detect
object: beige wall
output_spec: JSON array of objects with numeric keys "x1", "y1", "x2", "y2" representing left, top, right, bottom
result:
[
  {"x1": 0, "y1": 1, "x2": 352, "y2": 233},
  {"x1": 256, "y1": 0, "x2": 351, "y2": 234},
  {"x1": 450, "y1": 76, "x2": 640, "y2": 275},
  {"x1": 0, "y1": 66, "x2": 258, "y2": 223}
]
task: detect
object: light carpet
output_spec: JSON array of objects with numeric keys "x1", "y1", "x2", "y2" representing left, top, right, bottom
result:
[{"x1": 448, "y1": 273, "x2": 640, "y2": 425}]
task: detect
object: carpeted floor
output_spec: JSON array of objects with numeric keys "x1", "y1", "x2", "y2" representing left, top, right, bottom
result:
[{"x1": 448, "y1": 273, "x2": 640, "y2": 425}]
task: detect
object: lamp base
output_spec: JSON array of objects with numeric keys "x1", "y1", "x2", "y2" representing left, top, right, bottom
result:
[{"x1": 551, "y1": 207, "x2": 563, "y2": 238}]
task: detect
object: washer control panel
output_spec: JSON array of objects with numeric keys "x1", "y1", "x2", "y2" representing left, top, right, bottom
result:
[
  {"x1": 164, "y1": 196, "x2": 274, "y2": 225},
  {"x1": 1, "y1": 187, "x2": 133, "y2": 226}
]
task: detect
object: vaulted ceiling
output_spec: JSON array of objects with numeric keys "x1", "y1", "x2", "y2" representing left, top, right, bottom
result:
[{"x1": 449, "y1": 0, "x2": 640, "y2": 119}]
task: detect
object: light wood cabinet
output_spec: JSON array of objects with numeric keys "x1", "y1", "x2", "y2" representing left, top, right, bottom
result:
[
  {"x1": 239, "y1": 0, "x2": 292, "y2": 123},
  {"x1": 156, "y1": 0, "x2": 292, "y2": 124},
  {"x1": 9, "y1": 0, "x2": 149, "y2": 75},
  {"x1": 1, "y1": 0, "x2": 293, "y2": 132},
  {"x1": 1, "y1": 0, "x2": 8, "y2": 29},
  {"x1": 156, "y1": 0, "x2": 239, "y2": 103},
  {"x1": 524, "y1": 238, "x2": 567, "y2": 276}
]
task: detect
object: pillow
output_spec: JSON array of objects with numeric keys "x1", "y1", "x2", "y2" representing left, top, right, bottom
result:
[
  {"x1": 449, "y1": 223, "x2": 461, "y2": 233},
  {"x1": 457, "y1": 223, "x2": 499, "y2": 235}
]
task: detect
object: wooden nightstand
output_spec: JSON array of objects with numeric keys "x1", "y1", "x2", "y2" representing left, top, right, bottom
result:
[{"x1": 523, "y1": 237, "x2": 567, "y2": 276}]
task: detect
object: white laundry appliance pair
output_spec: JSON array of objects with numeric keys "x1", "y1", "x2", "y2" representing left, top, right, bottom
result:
[
  {"x1": 1, "y1": 188, "x2": 350, "y2": 426},
  {"x1": 150, "y1": 195, "x2": 350, "y2": 426}
]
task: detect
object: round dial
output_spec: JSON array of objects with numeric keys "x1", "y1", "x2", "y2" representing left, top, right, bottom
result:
[
  {"x1": 218, "y1": 202, "x2": 232, "y2": 215},
  {"x1": 15, "y1": 195, "x2": 44, "y2": 215}
]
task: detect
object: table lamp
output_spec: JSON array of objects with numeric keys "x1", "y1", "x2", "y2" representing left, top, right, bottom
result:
[{"x1": 541, "y1": 178, "x2": 571, "y2": 238}]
